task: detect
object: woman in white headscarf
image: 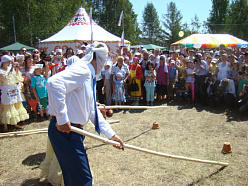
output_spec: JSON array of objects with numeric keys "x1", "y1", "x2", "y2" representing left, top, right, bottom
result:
[
  {"x1": 0, "y1": 55, "x2": 29, "y2": 132},
  {"x1": 156, "y1": 55, "x2": 169, "y2": 102}
]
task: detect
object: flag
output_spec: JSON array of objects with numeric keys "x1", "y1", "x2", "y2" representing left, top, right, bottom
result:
[
  {"x1": 121, "y1": 31, "x2": 124, "y2": 46},
  {"x1": 89, "y1": 7, "x2": 93, "y2": 44},
  {"x1": 118, "y1": 10, "x2": 123, "y2": 26},
  {"x1": 28, "y1": 100, "x2": 38, "y2": 112},
  {"x1": 22, "y1": 101, "x2": 28, "y2": 108}
]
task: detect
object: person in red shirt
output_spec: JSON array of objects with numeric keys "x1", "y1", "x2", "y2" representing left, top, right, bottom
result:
[{"x1": 129, "y1": 57, "x2": 143, "y2": 106}]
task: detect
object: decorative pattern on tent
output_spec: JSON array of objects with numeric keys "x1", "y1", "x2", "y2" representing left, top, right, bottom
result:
[
  {"x1": 37, "y1": 7, "x2": 130, "y2": 53},
  {"x1": 67, "y1": 12, "x2": 97, "y2": 26}
]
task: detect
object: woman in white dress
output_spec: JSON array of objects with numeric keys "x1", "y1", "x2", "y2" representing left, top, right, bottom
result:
[{"x1": 215, "y1": 53, "x2": 231, "y2": 81}]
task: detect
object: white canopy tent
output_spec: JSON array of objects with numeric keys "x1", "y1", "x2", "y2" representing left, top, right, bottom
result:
[{"x1": 36, "y1": 7, "x2": 130, "y2": 53}]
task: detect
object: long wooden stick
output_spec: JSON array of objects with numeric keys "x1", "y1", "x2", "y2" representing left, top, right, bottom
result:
[
  {"x1": 0, "y1": 120, "x2": 120, "y2": 138},
  {"x1": 98, "y1": 105, "x2": 168, "y2": 110},
  {"x1": 0, "y1": 128, "x2": 48, "y2": 137},
  {"x1": 71, "y1": 126, "x2": 229, "y2": 167}
]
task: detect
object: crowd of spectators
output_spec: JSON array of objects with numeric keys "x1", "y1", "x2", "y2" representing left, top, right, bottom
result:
[{"x1": 1, "y1": 43, "x2": 248, "y2": 132}]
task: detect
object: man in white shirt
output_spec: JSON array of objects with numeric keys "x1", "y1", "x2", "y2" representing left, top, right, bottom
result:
[
  {"x1": 152, "y1": 48, "x2": 160, "y2": 65},
  {"x1": 46, "y1": 42, "x2": 124, "y2": 186}
]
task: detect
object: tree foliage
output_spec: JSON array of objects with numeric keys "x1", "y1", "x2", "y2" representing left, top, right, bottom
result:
[
  {"x1": 206, "y1": 0, "x2": 229, "y2": 33},
  {"x1": 228, "y1": 0, "x2": 248, "y2": 41},
  {"x1": 207, "y1": 0, "x2": 248, "y2": 41},
  {"x1": 97, "y1": 0, "x2": 141, "y2": 45},
  {"x1": 0, "y1": 0, "x2": 140, "y2": 47},
  {"x1": 141, "y1": 2, "x2": 160, "y2": 44},
  {"x1": 0, "y1": 0, "x2": 89, "y2": 47},
  {"x1": 162, "y1": 1, "x2": 183, "y2": 46},
  {"x1": 191, "y1": 15, "x2": 201, "y2": 34}
]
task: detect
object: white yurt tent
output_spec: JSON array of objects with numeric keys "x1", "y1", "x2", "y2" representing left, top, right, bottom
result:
[{"x1": 37, "y1": 7, "x2": 130, "y2": 53}]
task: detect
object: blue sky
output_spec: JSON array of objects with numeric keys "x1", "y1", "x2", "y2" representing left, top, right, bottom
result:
[{"x1": 129, "y1": 0, "x2": 212, "y2": 31}]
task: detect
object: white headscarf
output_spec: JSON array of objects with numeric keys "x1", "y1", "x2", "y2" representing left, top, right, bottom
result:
[
  {"x1": 0, "y1": 55, "x2": 12, "y2": 67},
  {"x1": 80, "y1": 42, "x2": 108, "y2": 76},
  {"x1": 156, "y1": 55, "x2": 168, "y2": 73},
  {"x1": 1, "y1": 55, "x2": 12, "y2": 63}
]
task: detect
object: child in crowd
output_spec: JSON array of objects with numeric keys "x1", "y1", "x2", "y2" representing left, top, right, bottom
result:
[
  {"x1": 112, "y1": 72, "x2": 126, "y2": 106},
  {"x1": 210, "y1": 59, "x2": 218, "y2": 75},
  {"x1": 168, "y1": 60, "x2": 177, "y2": 100},
  {"x1": 31, "y1": 63, "x2": 49, "y2": 121},
  {"x1": 0, "y1": 55, "x2": 29, "y2": 132},
  {"x1": 185, "y1": 61, "x2": 195, "y2": 102},
  {"x1": 175, "y1": 77, "x2": 189, "y2": 101},
  {"x1": 144, "y1": 61, "x2": 156, "y2": 106},
  {"x1": 124, "y1": 57, "x2": 130, "y2": 67},
  {"x1": 102, "y1": 58, "x2": 113, "y2": 106},
  {"x1": 229, "y1": 61, "x2": 239, "y2": 93}
]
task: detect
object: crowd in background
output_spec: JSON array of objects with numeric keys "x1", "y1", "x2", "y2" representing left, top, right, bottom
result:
[{"x1": 1, "y1": 43, "x2": 248, "y2": 132}]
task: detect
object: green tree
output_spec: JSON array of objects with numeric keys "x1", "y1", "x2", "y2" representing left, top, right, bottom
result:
[
  {"x1": 206, "y1": 0, "x2": 229, "y2": 33},
  {"x1": 141, "y1": 2, "x2": 160, "y2": 44},
  {"x1": 228, "y1": 0, "x2": 248, "y2": 41},
  {"x1": 98, "y1": 0, "x2": 140, "y2": 45},
  {"x1": 181, "y1": 23, "x2": 192, "y2": 37},
  {"x1": 162, "y1": 1, "x2": 183, "y2": 46},
  {"x1": 0, "y1": 0, "x2": 90, "y2": 47},
  {"x1": 191, "y1": 15, "x2": 201, "y2": 34}
]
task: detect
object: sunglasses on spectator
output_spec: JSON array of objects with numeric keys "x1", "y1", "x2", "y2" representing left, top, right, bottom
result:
[
  {"x1": 22, "y1": 50, "x2": 27, "y2": 52},
  {"x1": 33, "y1": 51, "x2": 39, "y2": 54}
]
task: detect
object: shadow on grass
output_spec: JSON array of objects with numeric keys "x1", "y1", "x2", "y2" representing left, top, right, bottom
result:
[
  {"x1": 22, "y1": 153, "x2": 46, "y2": 166},
  {"x1": 168, "y1": 100, "x2": 248, "y2": 122},
  {"x1": 86, "y1": 128, "x2": 152, "y2": 150},
  {"x1": 126, "y1": 109, "x2": 146, "y2": 114},
  {"x1": 187, "y1": 166, "x2": 227, "y2": 186},
  {"x1": 21, "y1": 178, "x2": 52, "y2": 186}
]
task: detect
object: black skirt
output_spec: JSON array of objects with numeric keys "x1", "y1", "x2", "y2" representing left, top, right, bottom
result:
[{"x1": 156, "y1": 84, "x2": 167, "y2": 95}]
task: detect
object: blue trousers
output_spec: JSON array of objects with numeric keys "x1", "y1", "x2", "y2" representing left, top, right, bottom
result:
[
  {"x1": 145, "y1": 86, "x2": 155, "y2": 101},
  {"x1": 48, "y1": 119, "x2": 93, "y2": 186}
]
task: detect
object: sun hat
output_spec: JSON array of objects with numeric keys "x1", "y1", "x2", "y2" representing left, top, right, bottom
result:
[
  {"x1": 16, "y1": 54, "x2": 24, "y2": 60},
  {"x1": 1, "y1": 55, "x2": 12, "y2": 63},
  {"x1": 33, "y1": 64, "x2": 43, "y2": 69},
  {"x1": 56, "y1": 49, "x2": 62, "y2": 53},
  {"x1": 77, "y1": 50, "x2": 83, "y2": 55},
  {"x1": 116, "y1": 72, "x2": 122, "y2": 77}
]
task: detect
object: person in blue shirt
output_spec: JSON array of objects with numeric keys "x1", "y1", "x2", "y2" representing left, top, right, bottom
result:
[
  {"x1": 31, "y1": 63, "x2": 49, "y2": 121},
  {"x1": 168, "y1": 60, "x2": 177, "y2": 100}
]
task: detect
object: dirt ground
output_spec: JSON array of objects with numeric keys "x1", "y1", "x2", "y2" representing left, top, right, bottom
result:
[{"x1": 0, "y1": 101, "x2": 248, "y2": 186}]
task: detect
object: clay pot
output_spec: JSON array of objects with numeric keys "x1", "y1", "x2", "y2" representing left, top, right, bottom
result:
[
  {"x1": 152, "y1": 122, "x2": 160, "y2": 129},
  {"x1": 221, "y1": 142, "x2": 232, "y2": 154},
  {"x1": 107, "y1": 109, "x2": 114, "y2": 117}
]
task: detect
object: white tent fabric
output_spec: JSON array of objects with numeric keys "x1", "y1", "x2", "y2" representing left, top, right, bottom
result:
[{"x1": 38, "y1": 7, "x2": 130, "y2": 53}]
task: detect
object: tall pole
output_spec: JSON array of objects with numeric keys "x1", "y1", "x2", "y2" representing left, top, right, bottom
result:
[
  {"x1": 12, "y1": 16, "x2": 16, "y2": 43},
  {"x1": 123, "y1": 11, "x2": 125, "y2": 46}
]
